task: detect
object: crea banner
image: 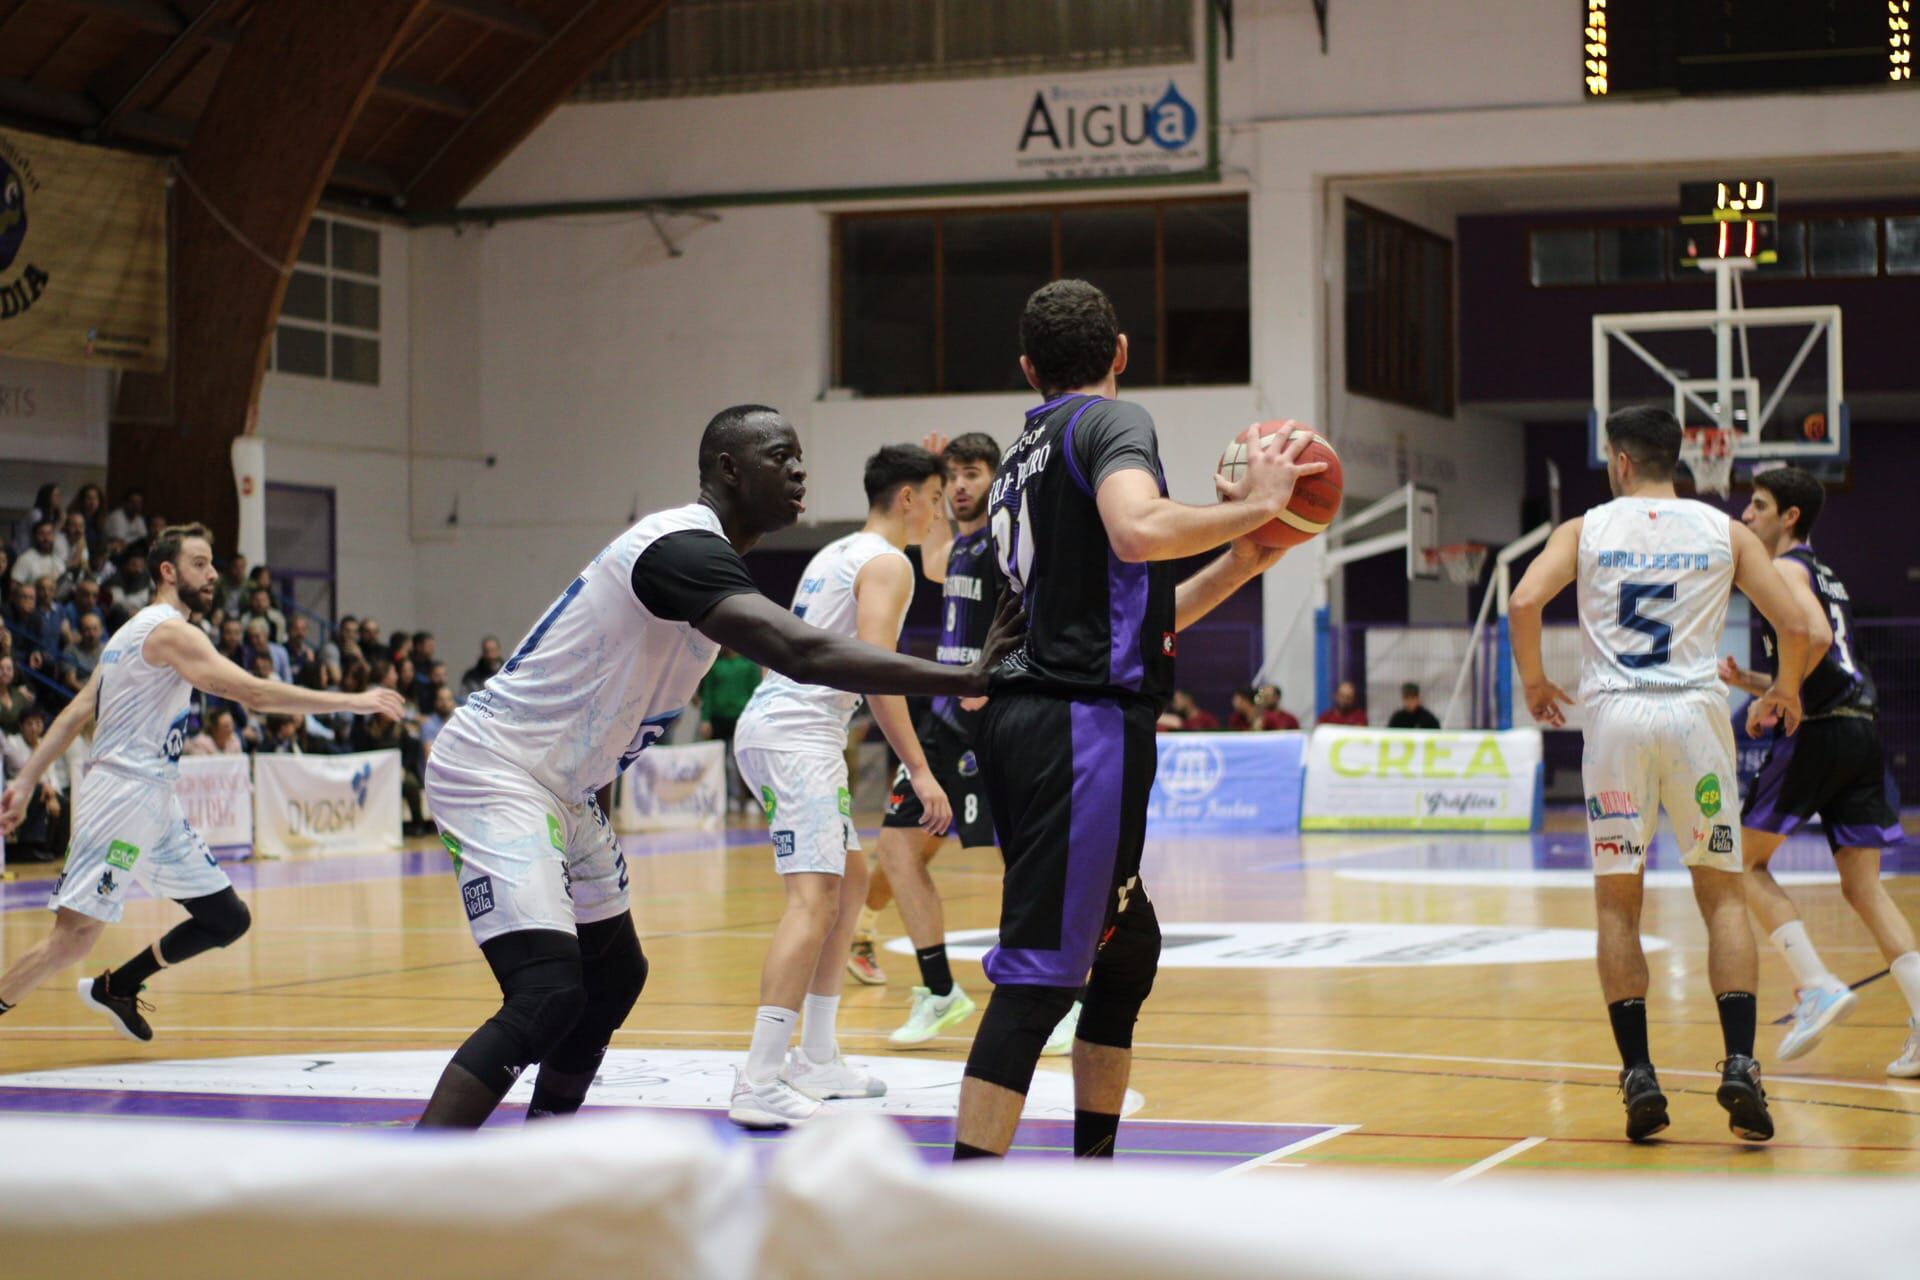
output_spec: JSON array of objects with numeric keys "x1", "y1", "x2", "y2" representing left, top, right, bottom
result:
[
  {"x1": 176, "y1": 754, "x2": 253, "y2": 851},
  {"x1": 0, "y1": 128, "x2": 168, "y2": 371},
  {"x1": 614, "y1": 741, "x2": 726, "y2": 834},
  {"x1": 1148, "y1": 732, "x2": 1305, "y2": 836},
  {"x1": 252, "y1": 750, "x2": 403, "y2": 857},
  {"x1": 1302, "y1": 727, "x2": 1544, "y2": 832}
]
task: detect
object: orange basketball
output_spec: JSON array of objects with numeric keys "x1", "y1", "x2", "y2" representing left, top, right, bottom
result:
[{"x1": 1217, "y1": 420, "x2": 1344, "y2": 549}]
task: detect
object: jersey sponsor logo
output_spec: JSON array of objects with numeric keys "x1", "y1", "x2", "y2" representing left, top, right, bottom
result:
[
  {"x1": 936, "y1": 644, "x2": 981, "y2": 664},
  {"x1": 1593, "y1": 837, "x2": 1647, "y2": 865},
  {"x1": 945, "y1": 575, "x2": 984, "y2": 603},
  {"x1": 546, "y1": 814, "x2": 564, "y2": 851},
  {"x1": 1596, "y1": 550, "x2": 1710, "y2": 571},
  {"x1": 164, "y1": 712, "x2": 190, "y2": 765},
  {"x1": 760, "y1": 786, "x2": 777, "y2": 821},
  {"x1": 1161, "y1": 631, "x2": 1177, "y2": 657},
  {"x1": 461, "y1": 876, "x2": 496, "y2": 920},
  {"x1": 772, "y1": 830, "x2": 796, "y2": 858},
  {"x1": 956, "y1": 750, "x2": 979, "y2": 778},
  {"x1": 1694, "y1": 773, "x2": 1723, "y2": 816},
  {"x1": 836, "y1": 786, "x2": 852, "y2": 817},
  {"x1": 95, "y1": 869, "x2": 118, "y2": 897},
  {"x1": 1708, "y1": 824, "x2": 1735, "y2": 854},
  {"x1": 105, "y1": 840, "x2": 140, "y2": 871},
  {"x1": 616, "y1": 710, "x2": 680, "y2": 776},
  {"x1": 1587, "y1": 790, "x2": 1639, "y2": 821}
]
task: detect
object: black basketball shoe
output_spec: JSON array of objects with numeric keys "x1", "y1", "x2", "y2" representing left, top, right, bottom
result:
[
  {"x1": 1618, "y1": 1063, "x2": 1669, "y2": 1143},
  {"x1": 1716, "y1": 1055, "x2": 1774, "y2": 1142},
  {"x1": 77, "y1": 972, "x2": 154, "y2": 1043}
]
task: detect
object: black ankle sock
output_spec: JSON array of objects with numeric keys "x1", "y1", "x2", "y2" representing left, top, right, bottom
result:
[
  {"x1": 1074, "y1": 1110, "x2": 1120, "y2": 1158},
  {"x1": 916, "y1": 945, "x2": 954, "y2": 997},
  {"x1": 1716, "y1": 991, "x2": 1757, "y2": 1059},
  {"x1": 0, "y1": 997, "x2": 12, "y2": 1014},
  {"x1": 952, "y1": 1141, "x2": 1001, "y2": 1161},
  {"x1": 109, "y1": 945, "x2": 163, "y2": 993},
  {"x1": 1608, "y1": 997, "x2": 1651, "y2": 1069}
]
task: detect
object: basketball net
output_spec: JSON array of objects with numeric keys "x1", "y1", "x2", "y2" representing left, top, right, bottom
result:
[
  {"x1": 1681, "y1": 426, "x2": 1734, "y2": 498},
  {"x1": 1425, "y1": 543, "x2": 1489, "y2": 584}
]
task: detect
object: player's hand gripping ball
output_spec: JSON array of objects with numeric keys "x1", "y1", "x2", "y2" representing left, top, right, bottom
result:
[{"x1": 1217, "y1": 420, "x2": 1344, "y2": 549}]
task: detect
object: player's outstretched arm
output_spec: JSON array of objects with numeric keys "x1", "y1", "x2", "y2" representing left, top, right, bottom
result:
[
  {"x1": 0, "y1": 666, "x2": 98, "y2": 835},
  {"x1": 855, "y1": 556, "x2": 951, "y2": 836},
  {"x1": 1730, "y1": 523, "x2": 1810, "y2": 734},
  {"x1": 1096, "y1": 425, "x2": 1325, "y2": 564},
  {"x1": 1507, "y1": 518, "x2": 1582, "y2": 728},
  {"x1": 144, "y1": 620, "x2": 405, "y2": 720}
]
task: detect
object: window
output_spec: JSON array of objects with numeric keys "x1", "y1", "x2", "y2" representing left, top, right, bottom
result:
[
  {"x1": 1347, "y1": 201, "x2": 1453, "y2": 416},
  {"x1": 834, "y1": 196, "x2": 1248, "y2": 396},
  {"x1": 268, "y1": 214, "x2": 382, "y2": 386},
  {"x1": 1529, "y1": 229, "x2": 1595, "y2": 286},
  {"x1": 1755, "y1": 220, "x2": 1806, "y2": 277},
  {"x1": 1598, "y1": 226, "x2": 1667, "y2": 283},
  {"x1": 1884, "y1": 216, "x2": 1920, "y2": 275},
  {"x1": 1807, "y1": 218, "x2": 1878, "y2": 278},
  {"x1": 580, "y1": 0, "x2": 1195, "y2": 101},
  {"x1": 265, "y1": 483, "x2": 336, "y2": 627}
]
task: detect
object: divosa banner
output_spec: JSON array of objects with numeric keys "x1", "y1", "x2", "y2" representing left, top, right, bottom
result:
[
  {"x1": 252, "y1": 750, "x2": 403, "y2": 857},
  {"x1": 1302, "y1": 727, "x2": 1544, "y2": 832}
]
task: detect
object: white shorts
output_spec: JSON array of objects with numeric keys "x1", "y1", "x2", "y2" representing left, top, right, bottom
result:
[
  {"x1": 1582, "y1": 689, "x2": 1742, "y2": 876},
  {"x1": 52, "y1": 770, "x2": 231, "y2": 923},
  {"x1": 734, "y1": 745, "x2": 859, "y2": 876},
  {"x1": 424, "y1": 731, "x2": 630, "y2": 946}
]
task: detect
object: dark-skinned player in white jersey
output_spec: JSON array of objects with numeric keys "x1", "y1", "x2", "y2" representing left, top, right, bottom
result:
[
  {"x1": 415, "y1": 405, "x2": 1022, "y2": 1128},
  {"x1": 952, "y1": 281, "x2": 1323, "y2": 1160}
]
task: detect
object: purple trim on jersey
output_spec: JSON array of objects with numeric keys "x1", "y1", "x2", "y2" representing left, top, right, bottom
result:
[
  {"x1": 1741, "y1": 732, "x2": 1799, "y2": 835},
  {"x1": 1108, "y1": 549, "x2": 1148, "y2": 690},
  {"x1": 983, "y1": 700, "x2": 1123, "y2": 987},
  {"x1": 1826, "y1": 820, "x2": 1907, "y2": 849},
  {"x1": 1057, "y1": 396, "x2": 1104, "y2": 498},
  {"x1": 1025, "y1": 393, "x2": 1081, "y2": 420}
]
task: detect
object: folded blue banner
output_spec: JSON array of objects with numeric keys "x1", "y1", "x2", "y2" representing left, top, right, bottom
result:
[{"x1": 1148, "y1": 731, "x2": 1305, "y2": 836}]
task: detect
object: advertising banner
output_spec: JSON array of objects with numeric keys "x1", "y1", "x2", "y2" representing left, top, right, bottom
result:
[
  {"x1": 253, "y1": 750, "x2": 402, "y2": 857},
  {"x1": 176, "y1": 755, "x2": 252, "y2": 851},
  {"x1": 1302, "y1": 727, "x2": 1543, "y2": 832},
  {"x1": 614, "y1": 741, "x2": 726, "y2": 834},
  {"x1": 1148, "y1": 732, "x2": 1305, "y2": 837},
  {"x1": 0, "y1": 129, "x2": 168, "y2": 370}
]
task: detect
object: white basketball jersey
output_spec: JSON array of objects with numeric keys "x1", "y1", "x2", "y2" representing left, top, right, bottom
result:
[
  {"x1": 1576, "y1": 497, "x2": 1734, "y2": 699},
  {"x1": 735, "y1": 531, "x2": 908, "y2": 754},
  {"x1": 89, "y1": 603, "x2": 193, "y2": 783},
  {"x1": 446, "y1": 504, "x2": 729, "y2": 800}
]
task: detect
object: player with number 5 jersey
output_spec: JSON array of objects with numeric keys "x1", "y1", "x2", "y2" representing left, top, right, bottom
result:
[{"x1": 1510, "y1": 405, "x2": 1811, "y2": 1146}]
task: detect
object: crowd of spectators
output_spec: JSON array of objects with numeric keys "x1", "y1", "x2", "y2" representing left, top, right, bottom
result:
[{"x1": 1156, "y1": 679, "x2": 1445, "y2": 732}]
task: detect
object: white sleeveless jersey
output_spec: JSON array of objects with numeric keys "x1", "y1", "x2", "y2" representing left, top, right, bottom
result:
[
  {"x1": 89, "y1": 603, "x2": 193, "y2": 783},
  {"x1": 446, "y1": 504, "x2": 731, "y2": 800},
  {"x1": 734, "y1": 531, "x2": 908, "y2": 755},
  {"x1": 1576, "y1": 497, "x2": 1735, "y2": 699}
]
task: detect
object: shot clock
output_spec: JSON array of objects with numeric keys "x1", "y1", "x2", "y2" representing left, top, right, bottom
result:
[{"x1": 1677, "y1": 179, "x2": 1777, "y2": 268}]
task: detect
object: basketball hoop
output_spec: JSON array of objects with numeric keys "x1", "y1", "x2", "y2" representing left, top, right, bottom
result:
[
  {"x1": 1682, "y1": 426, "x2": 1735, "y2": 498},
  {"x1": 1424, "y1": 543, "x2": 1490, "y2": 584}
]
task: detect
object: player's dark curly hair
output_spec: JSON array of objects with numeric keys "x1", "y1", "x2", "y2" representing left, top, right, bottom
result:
[
  {"x1": 1020, "y1": 279, "x2": 1120, "y2": 396},
  {"x1": 864, "y1": 443, "x2": 942, "y2": 510},
  {"x1": 1604, "y1": 405, "x2": 1683, "y2": 481},
  {"x1": 943, "y1": 432, "x2": 1001, "y2": 472},
  {"x1": 1753, "y1": 465, "x2": 1825, "y2": 539}
]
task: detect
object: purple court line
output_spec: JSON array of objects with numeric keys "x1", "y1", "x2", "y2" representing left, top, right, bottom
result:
[{"x1": 0, "y1": 1086, "x2": 1326, "y2": 1166}]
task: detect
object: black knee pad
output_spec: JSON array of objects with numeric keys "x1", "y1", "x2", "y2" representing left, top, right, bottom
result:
[
  {"x1": 1078, "y1": 899, "x2": 1161, "y2": 1050},
  {"x1": 183, "y1": 888, "x2": 252, "y2": 948},
  {"x1": 455, "y1": 931, "x2": 587, "y2": 1090},
  {"x1": 542, "y1": 916, "x2": 649, "y2": 1076},
  {"x1": 963, "y1": 983, "x2": 1078, "y2": 1094}
]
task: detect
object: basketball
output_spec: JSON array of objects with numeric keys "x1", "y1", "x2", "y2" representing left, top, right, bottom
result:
[{"x1": 1217, "y1": 420, "x2": 1344, "y2": 549}]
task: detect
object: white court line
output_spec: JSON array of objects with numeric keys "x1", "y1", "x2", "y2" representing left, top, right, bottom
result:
[
  {"x1": 1439, "y1": 1135, "x2": 1545, "y2": 1185},
  {"x1": 1217, "y1": 1123, "x2": 1360, "y2": 1177}
]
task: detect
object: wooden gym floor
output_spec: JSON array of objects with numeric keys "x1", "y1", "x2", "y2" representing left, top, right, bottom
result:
[{"x1": 2, "y1": 811, "x2": 1916, "y2": 1179}]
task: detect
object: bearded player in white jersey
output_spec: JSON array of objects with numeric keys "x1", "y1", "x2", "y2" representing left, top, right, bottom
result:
[
  {"x1": 0, "y1": 524, "x2": 404, "y2": 1040},
  {"x1": 416, "y1": 409, "x2": 1019, "y2": 1128},
  {"x1": 1510, "y1": 406, "x2": 1809, "y2": 1144},
  {"x1": 727, "y1": 443, "x2": 951, "y2": 1128}
]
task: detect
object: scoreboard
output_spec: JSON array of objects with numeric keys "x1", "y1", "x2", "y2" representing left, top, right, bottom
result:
[
  {"x1": 1676, "y1": 178, "x2": 1778, "y2": 267},
  {"x1": 1586, "y1": 0, "x2": 1914, "y2": 98}
]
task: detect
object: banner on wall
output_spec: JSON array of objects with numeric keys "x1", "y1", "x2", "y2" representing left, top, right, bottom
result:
[
  {"x1": 0, "y1": 129, "x2": 168, "y2": 371},
  {"x1": 176, "y1": 755, "x2": 253, "y2": 851},
  {"x1": 614, "y1": 741, "x2": 725, "y2": 834},
  {"x1": 1302, "y1": 727, "x2": 1543, "y2": 832},
  {"x1": 253, "y1": 750, "x2": 402, "y2": 857},
  {"x1": 1148, "y1": 732, "x2": 1305, "y2": 836},
  {"x1": 1011, "y1": 68, "x2": 1209, "y2": 182}
]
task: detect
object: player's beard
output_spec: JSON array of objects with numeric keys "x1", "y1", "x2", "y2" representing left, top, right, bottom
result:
[
  {"x1": 186, "y1": 580, "x2": 217, "y2": 613},
  {"x1": 951, "y1": 492, "x2": 986, "y2": 523}
]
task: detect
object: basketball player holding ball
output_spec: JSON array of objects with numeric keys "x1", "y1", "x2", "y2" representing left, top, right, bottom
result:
[{"x1": 951, "y1": 279, "x2": 1333, "y2": 1161}]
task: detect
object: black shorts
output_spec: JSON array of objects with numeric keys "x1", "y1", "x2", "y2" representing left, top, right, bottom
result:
[
  {"x1": 1743, "y1": 714, "x2": 1903, "y2": 850},
  {"x1": 978, "y1": 692, "x2": 1158, "y2": 989},
  {"x1": 882, "y1": 713, "x2": 996, "y2": 848}
]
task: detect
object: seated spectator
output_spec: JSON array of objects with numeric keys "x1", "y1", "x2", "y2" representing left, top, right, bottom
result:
[
  {"x1": 218, "y1": 552, "x2": 250, "y2": 616},
  {"x1": 323, "y1": 614, "x2": 356, "y2": 671},
  {"x1": 1229, "y1": 685, "x2": 1288, "y2": 731},
  {"x1": 248, "y1": 651, "x2": 279, "y2": 687},
  {"x1": 354, "y1": 706, "x2": 429, "y2": 836},
  {"x1": 27, "y1": 483, "x2": 62, "y2": 529},
  {"x1": 410, "y1": 630, "x2": 436, "y2": 670},
  {"x1": 1255, "y1": 684, "x2": 1301, "y2": 730},
  {"x1": 215, "y1": 617, "x2": 246, "y2": 665},
  {"x1": 12, "y1": 521, "x2": 62, "y2": 587},
  {"x1": 242, "y1": 585, "x2": 287, "y2": 644},
  {"x1": 8, "y1": 579, "x2": 60, "y2": 678},
  {"x1": 0, "y1": 654, "x2": 35, "y2": 735},
  {"x1": 461, "y1": 635, "x2": 502, "y2": 698},
  {"x1": 1317, "y1": 680, "x2": 1368, "y2": 727},
  {"x1": 358, "y1": 615, "x2": 382, "y2": 652},
  {"x1": 60, "y1": 613, "x2": 106, "y2": 691},
  {"x1": 58, "y1": 579, "x2": 105, "y2": 639},
  {"x1": 421, "y1": 684, "x2": 456, "y2": 757},
  {"x1": 2, "y1": 706, "x2": 67, "y2": 861},
  {"x1": 419, "y1": 660, "x2": 450, "y2": 712},
  {"x1": 52, "y1": 511, "x2": 89, "y2": 584},
  {"x1": 185, "y1": 708, "x2": 244, "y2": 756},
  {"x1": 1387, "y1": 681, "x2": 1441, "y2": 730},
  {"x1": 1157, "y1": 689, "x2": 1220, "y2": 732},
  {"x1": 116, "y1": 547, "x2": 152, "y2": 613},
  {"x1": 259, "y1": 714, "x2": 304, "y2": 755},
  {"x1": 101, "y1": 488, "x2": 148, "y2": 544},
  {"x1": 243, "y1": 616, "x2": 291, "y2": 683},
  {"x1": 284, "y1": 614, "x2": 315, "y2": 672},
  {"x1": 387, "y1": 630, "x2": 412, "y2": 665},
  {"x1": 72, "y1": 483, "x2": 104, "y2": 550}
]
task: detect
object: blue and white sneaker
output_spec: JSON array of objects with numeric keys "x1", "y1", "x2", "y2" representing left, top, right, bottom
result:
[{"x1": 1776, "y1": 984, "x2": 1857, "y2": 1061}]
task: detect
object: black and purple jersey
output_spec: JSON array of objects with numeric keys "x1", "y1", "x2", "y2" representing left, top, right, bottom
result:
[
  {"x1": 987, "y1": 393, "x2": 1175, "y2": 706},
  {"x1": 931, "y1": 524, "x2": 1006, "y2": 737},
  {"x1": 1759, "y1": 544, "x2": 1875, "y2": 718}
]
